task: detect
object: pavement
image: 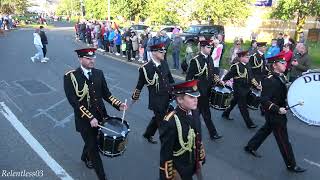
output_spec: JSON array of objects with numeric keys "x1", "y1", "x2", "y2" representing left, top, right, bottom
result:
[{"x1": 0, "y1": 22, "x2": 319, "y2": 180}]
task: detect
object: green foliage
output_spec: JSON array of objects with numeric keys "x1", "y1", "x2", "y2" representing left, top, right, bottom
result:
[
  {"x1": 56, "y1": 0, "x2": 81, "y2": 17},
  {"x1": 0, "y1": 0, "x2": 29, "y2": 14}
]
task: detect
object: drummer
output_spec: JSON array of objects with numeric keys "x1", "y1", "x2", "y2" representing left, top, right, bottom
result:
[
  {"x1": 244, "y1": 54, "x2": 306, "y2": 173},
  {"x1": 159, "y1": 80, "x2": 205, "y2": 180},
  {"x1": 221, "y1": 50, "x2": 262, "y2": 129},
  {"x1": 64, "y1": 48, "x2": 128, "y2": 180},
  {"x1": 186, "y1": 39, "x2": 223, "y2": 140}
]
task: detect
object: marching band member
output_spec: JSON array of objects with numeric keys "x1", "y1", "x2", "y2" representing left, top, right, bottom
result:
[
  {"x1": 159, "y1": 80, "x2": 205, "y2": 180},
  {"x1": 244, "y1": 54, "x2": 306, "y2": 173},
  {"x1": 222, "y1": 50, "x2": 262, "y2": 129},
  {"x1": 64, "y1": 48, "x2": 127, "y2": 180},
  {"x1": 131, "y1": 40, "x2": 175, "y2": 144},
  {"x1": 186, "y1": 39, "x2": 222, "y2": 140}
]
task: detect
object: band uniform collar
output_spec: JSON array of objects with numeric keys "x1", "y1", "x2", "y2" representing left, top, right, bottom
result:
[
  {"x1": 257, "y1": 50, "x2": 264, "y2": 56},
  {"x1": 200, "y1": 51, "x2": 208, "y2": 59},
  {"x1": 80, "y1": 65, "x2": 92, "y2": 78},
  {"x1": 150, "y1": 55, "x2": 161, "y2": 67},
  {"x1": 177, "y1": 105, "x2": 192, "y2": 116}
]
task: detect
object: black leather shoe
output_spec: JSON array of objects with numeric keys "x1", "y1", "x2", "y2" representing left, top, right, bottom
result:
[
  {"x1": 248, "y1": 124, "x2": 257, "y2": 129},
  {"x1": 81, "y1": 157, "x2": 93, "y2": 169},
  {"x1": 143, "y1": 135, "x2": 158, "y2": 144},
  {"x1": 287, "y1": 166, "x2": 306, "y2": 173},
  {"x1": 222, "y1": 114, "x2": 233, "y2": 120},
  {"x1": 244, "y1": 146, "x2": 262, "y2": 158},
  {"x1": 210, "y1": 134, "x2": 223, "y2": 140}
]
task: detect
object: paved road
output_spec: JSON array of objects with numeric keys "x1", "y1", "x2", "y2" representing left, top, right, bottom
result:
[{"x1": 0, "y1": 22, "x2": 319, "y2": 180}]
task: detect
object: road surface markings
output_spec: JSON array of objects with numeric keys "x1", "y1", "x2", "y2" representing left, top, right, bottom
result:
[
  {"x1": 0, "y1": 102, "x2": 74, "y2": 180},
  {"x1": 304, "y1": 158, "x2": 320, "y2": 168}
]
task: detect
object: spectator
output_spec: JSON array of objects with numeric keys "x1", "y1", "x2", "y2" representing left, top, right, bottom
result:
[
  {"x1": 108, "y1": 28, "x2": 115, "y2": 53},
  {"x1": 265, "y1": 39, "x2": 280, "y2": 59},
  {"x1": 211, "y1": 39, "x2": 223, "y2": 67},
  {"x1": 171, "y1": 33, "x2": 183, "y2": 70},
  {"x1": 143, "y1": 33, "x2": 152, "y2": 61},
  {"x1": 121, "y1": 37, "x2": 127, "y2": 58},
  {"x1": 277, "y1": 32, "x2": 285, "y2": 51},
  {"x1": 31, "y1": 29, "x2": 46, "y2": 63},
  {"x1": 278, "y1": 43, "x2": 293, "y2": 73},
  {"x1": 39, "y1": 26, "x2": 49, "y2": 61},
  {"x1": 298, "y1": 32, "x2": 305, "y2": 44},
  {"x1": 130, "y1": 31, "x2": 139, "y2": 61},
  {"x1": 284, "y1": 34, "x2": 289, "y2": 45},
  {"x1": 229, "y1": 40, "x2": 242, "y2": 64},
  {"x1": 289, "y1": 44, "x2": 311, "y2": 82},
  {"x1": 217, "y1": 33, "x2": 225, "y2": 59},
  {"x1": 114, "y1": 29, "x2": 122, "y2": 56},
  {"x1": 248, "y1": 40, "x2": 257, "y2": 56},
  {"x1": 85, "y1": 25, "x2": 92, "y2": 45}
]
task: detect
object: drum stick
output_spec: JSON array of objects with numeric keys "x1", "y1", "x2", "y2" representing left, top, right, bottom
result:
[
  {"x1": 286, "y1": 101, "x2": 304, "y2": 110},
  {"x1": 121, "y1": 99, "x2": 127, "y2": 124},
  {"x1": 97, "y1": 124, "x2": 120, "y2": 134}
]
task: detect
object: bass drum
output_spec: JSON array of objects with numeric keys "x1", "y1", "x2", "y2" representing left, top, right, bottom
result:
[
  {"x1": 287, "y1": 72, "x2": 320, "y2": 126},
  {"x1": 247, "y1": 88, "x2": 261, "y2": 110}
]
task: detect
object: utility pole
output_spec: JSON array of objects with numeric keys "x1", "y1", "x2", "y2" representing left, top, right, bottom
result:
[
  {"x1": 107, "y1": 0, "x2": 110, "y2": 21},
  {"x1": 80, "y1": 0, "x2": 85, "y2": 17}
]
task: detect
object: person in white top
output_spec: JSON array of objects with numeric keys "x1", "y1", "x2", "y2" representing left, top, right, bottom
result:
[
  {"x1": 211, "y1": 38, "x2": 223, "y2": 67},
  {"x1": 31, "y1": 29, "x2": 46, "y2": 63}
]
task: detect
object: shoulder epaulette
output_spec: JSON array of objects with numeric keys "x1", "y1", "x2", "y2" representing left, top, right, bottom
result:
[
  {"x1": 164, "y1": 111, "x2": 176, "y2": 121},
  {"x1": 65, "y1": 69, "x2": 75, "y2": 76}
]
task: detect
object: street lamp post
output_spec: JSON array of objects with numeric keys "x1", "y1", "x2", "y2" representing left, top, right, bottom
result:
[{"x1": 80, "y1": 0, "x2": 85, "y2": 17}]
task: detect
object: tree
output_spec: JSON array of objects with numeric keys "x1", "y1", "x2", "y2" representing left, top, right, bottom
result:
[
  {"x1": 272, "y1": 0, "x2": 320, "y2": 40},
  {"x1": 56, "y1": 0, "x2": 81, "y2": 17},
  {"x1": 192, "y1": 0, "x2": 253, "y2": 25},
  {"x1": 0, "y1": 0, "x2": 29, "y2": 14}
]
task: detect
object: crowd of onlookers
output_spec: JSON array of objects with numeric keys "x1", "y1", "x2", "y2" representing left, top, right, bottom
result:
[
  {"x1": 0, "y1": 15, "x2": 18, "y2": 30},
  {"x1": 74, "y1": 19, "x2": 311, "y2": 82}
]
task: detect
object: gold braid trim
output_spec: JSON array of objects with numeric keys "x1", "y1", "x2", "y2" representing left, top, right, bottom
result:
[
  {"x1": 200, "y1": 143, "x2": 205, "y2": 161},
  {"x1": 252, "y1": 55, "x2": 263, "y2": 69},
  {"x1": 234, "y1": 64, "x2": 248, "y2": 79},
  {"x1": 80, "y1": 105, "x2": 93, "y2": 119},
  {"x1": 173, "y1": 115, "x2": 196, "y2": 157},
  {"x1": 268, "y1": 103, "x2": 276, "y2": 110},
  {"x1": 132, "y1": 89, "x2": 141, "y2": 100},
  {"x1": 213, "y1": 74, "x2": 220, "y2": 83},
  {"x1": 251, "y1": 78, "x2": 259, "y2": 87},
  {"x1": 142, "y1": 66, "x2": 159, "y2": 92},
  {"x1": 70, "y1": 72, "x2": 90, "y2": 107},
  {"x1": 194, "y1": 58, "x2": 208, "y2": 77},
  {"x1": 160, "y1": 160, "x2": 174, "y2": 179}
]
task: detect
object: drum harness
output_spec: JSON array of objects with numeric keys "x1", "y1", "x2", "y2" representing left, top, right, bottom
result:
[{"x1": 70, "y1": 72, "x2": 90, "y2": 107}]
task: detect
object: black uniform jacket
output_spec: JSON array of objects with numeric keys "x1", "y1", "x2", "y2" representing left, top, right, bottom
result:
[
  {"x1": 132, "y1": 60, "x2": 174, "y2": 112},
  {"x1": 260, "y1": 72, "x2": 288, "y2": 123},
  {"x1": 186, "y1": 52, "x2": 221, "y2": 96},
  {"x1": 159, "y1": 107, "x2": 205, "y2": 179},
  {"x1": 64, "y1": 67, "x2": 122, "y2": 132},
  {"x1": 249, "y1": 51, "x2": 267, "y2": 82},
  {"x1": 223, "y1": 62, "x2": 259, "y2": 96}
]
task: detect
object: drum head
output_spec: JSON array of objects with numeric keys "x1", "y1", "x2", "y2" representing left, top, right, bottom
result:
[
  {"x1": 288, "y1": 72, "x2": 320, "y2": 126},
  {"x1": 213, "y1": 86, "x2": 232, "y2": 94},
  {"x1": 101, "y1": 117, "x2": 129, "y2": 136}
]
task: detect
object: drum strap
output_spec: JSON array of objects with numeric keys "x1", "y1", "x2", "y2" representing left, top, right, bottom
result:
[
  {"x1": 70, "y1": 72, "x2": 90, "y2": 107},
  {"x1": 173, "y1": 115, "x2": 196, "y2": 157}
]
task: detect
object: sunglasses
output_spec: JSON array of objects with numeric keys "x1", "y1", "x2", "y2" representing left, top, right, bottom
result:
[
  {"x1": 277, "y1": 61, "x2": 286, "y2": 64},
  {"x1": 157, "y1": 49, "x2": 166, "y2": 53},
  {"x1": 236, "y1": 44, "x2": 241, "y2": 45},
  {"x1": 205, "y1": 45, "x2": 213, "y2": 49},
  {"x1": 83, "y1": 56, "x2": 96, "y2": 59}
]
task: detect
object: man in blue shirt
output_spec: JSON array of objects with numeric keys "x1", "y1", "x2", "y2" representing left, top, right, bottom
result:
[{"x1": 265, "y1": 39, "x2": 280, "y2": 59}]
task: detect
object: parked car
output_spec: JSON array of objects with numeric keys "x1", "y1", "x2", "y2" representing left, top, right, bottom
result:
[
  {"x1": 150, "y1": 26, "x2": 182, "y2": 39},
  {"x1": 129, "y1": 24, "x2": 149, "y2": 34},
  {"x1": 179, "y1": 25, "x2": 225, "y2": 44}
]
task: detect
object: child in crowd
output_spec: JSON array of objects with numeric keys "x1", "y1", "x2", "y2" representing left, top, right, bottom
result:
[
  {"x1": 121, "y1": 38, "x2": 127, "y2": 58},
  {"x1": 138, "y1": 44, "x2": 145, "y2": 63}
]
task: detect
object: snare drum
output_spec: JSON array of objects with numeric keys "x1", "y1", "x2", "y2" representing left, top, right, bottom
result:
[
  {"x1": 98, "y1": 117, "x2": 130, "y2": 158},
  {"x1": 247, "y1": 88, "x2": 261, "y2": 110},
  {"x1": 210, "y1": 86, "x2": 233, "y2": 110}
]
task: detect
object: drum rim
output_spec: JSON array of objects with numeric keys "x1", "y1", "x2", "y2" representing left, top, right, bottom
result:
[
  {"x1": 287, "y1": 72, "x2": 320, "y2": 126},
  {"x1": 99, "y1": 116, "x2": 130, "y2": 136}
]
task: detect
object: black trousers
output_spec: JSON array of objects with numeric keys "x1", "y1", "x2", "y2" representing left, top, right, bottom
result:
[
  {"x1": 223, "y1": 91, "x2": 254, "y2": 128},
  {"x1": 42, "y1": 45, "x2": 47, "y2": 57},
  {"x1": 144, "y1": 110, "x2": 166, "y2": 137},
  {"x1": 246, "y1": 118, "x2": 296, "y2": 167},
  {"x1": 80, "y1": 129, "x2": 106, "y2": 180},
  {"x1": 116, "y1": 45, "x2": 120, "y2": 53},
  {"x1": 198, "y1": 95, "x2": 218, "y2": 137}
]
